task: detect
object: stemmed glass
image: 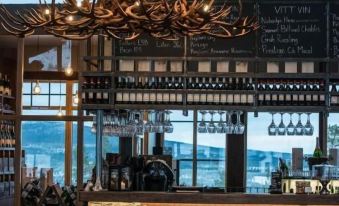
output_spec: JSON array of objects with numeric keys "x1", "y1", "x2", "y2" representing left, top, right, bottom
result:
[
  {"x1": 164, "y1": 111, "x2": 174, "y2": 133},
  {"x1": 216, "y1": 111, "x2": 226, "y2": 133},
  {"x1": 295, "y1": 113, "x2": 304, "y2": 136},
  {"x1": 135, "y1": 111, "x2": 144, "y2": 135},
  {"x1": 304, "y1": 113, "x2": 314, "y2": 136},
  {"x1": 144, "y1": 110, "x2": 155, "y2": 133},
  {"x1": 198, "y1": 111, "x2": 208, "y2": 133},
  {"x1": 234, "y1": 111, "x2": 245, "y2": 134},
  {"x1": 286, "y1": 113, "x2": 295, "y2": 136},
  {"x1": 225, "y1": 111, "x2": 235, "y2": 134},
  {"x1": 277, "y1": 112, "x2": 286, "y2": 136},
  {"x1": 268, "y1": 112, "x2": 277, "y2": 136},
  {"x1": 154, "y1": 110, "x2": 164, "y2": 133},
  {"x1": 207, "y1": 111, "x2": 217, "y2": 133}
]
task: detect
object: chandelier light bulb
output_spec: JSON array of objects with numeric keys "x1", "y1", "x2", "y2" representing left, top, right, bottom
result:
[
  {"x1": 67, "y1": 15, "x2": 74, "y2": 22},
  {"x1": 44, "y1": 9, "x2": 50, "y2": 15},
  {"x1": 76, "y1": 1, "x2": 82, "y2": 7},
  {"x1": 134, "y1": 1, "x2": 140, "y2": 6},
  {"x1": 33, "y1": 80, "x2": 41, "y2": 95},
  {"x1": 203, "y1": 4, "x2": 210, "y2": 13},
  {"x1": 57, "y1": 108, "x2": 64, "y2": 117},
  {"x1": 65, "y1": 63, "x2": 74, "y2": 76}
]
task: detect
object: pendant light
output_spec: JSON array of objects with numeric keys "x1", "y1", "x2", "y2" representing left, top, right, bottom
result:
[
  {"x1": 57, "y1": 81, "x2": 64, "y2": 117},
  {"x1": 64, "y1": 40, "x2": 74, "y2": 76},
  {"x1": 33, "y1": 80, "x2": 41, "y2": 95},
  {"x1": 73, "y1": 90, "x2": 79, "y2": 105}
]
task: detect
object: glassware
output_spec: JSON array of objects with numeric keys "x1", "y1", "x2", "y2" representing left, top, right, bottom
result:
[
  {"x1": 207, "y1": 111, "x2": 217, "y2": 133},
  {"x1": 304, "y1": 113, "x2": 314, "y2": 136},
  {"x1": 144, "y1": 110, "x2": 155, "y2": 133},
  {"x1": 268, "y1": 112, "x2": 277, "y2": 136},
  {"x1": 216, "y1": 111, "x2": 226, "y2": 133},
  {"x1": 198, "y1": 111, "x2": 208, "y2": 133},
  {"x1": 234, "y1": 111, "x2": 245, "y2": 134},
  {"x1": 164, "y1": 110, "x2": 174, "y2": 133},
  {"x1": 277, "y1": 112, "x2": 286, "y2": 135},
  {"x1": 295, "y1": 113, "x2": 304, "y2": 136},
  {"x1": 154, "y1": 110, "x2": 164, "y2": 133},
  {"x1": 286, "y1": 113, "x2": 295, "y2": 136},
  {"x1": 225, "y1": 111, "x2": 235, "y2": 134}
]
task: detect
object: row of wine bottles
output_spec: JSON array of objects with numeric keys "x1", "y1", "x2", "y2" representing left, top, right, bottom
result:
[
  {"x1": 0, "y1": 174, "x2": 14, "y2": 198},
  {"x1": 82, "y1": 77, "x2": 111, "y2": 90},
  {"x1": 0, "y1": 72, "x2": 12, "y2": 96},
  {"x1": 257, "y1": 79, "x2": 324, "y2": 92},
  {"x1": 115, "y1": 76, "x2": 255, "y2": 91},
  {"x1": 258, "y1": 93, "x2": 325, "y2": 106},
  {"x1": 115, "y1": 92, "x2": 255, "y2": 105},
  {"x1": 0, "y1": 151, "x2": 14, "y2": 173},
  {"x1": 82, "y1": 92, "x2": 110, "y2": 104},
  {"x1": 0, "y1": 120, "x2": 15, "y2": 148}
]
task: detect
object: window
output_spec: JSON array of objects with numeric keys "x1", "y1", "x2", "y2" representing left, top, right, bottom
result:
[
  {"x1": 246, "y1": 112, "x2": 319, "y2": 192},
  {"x1": 328, "y1": 113, "x2": 339, "y2": 153},
  {"x1": 164, "y1": 110, "x2": 193, "y2": 186},
  {"x1": 22, "y1": 121, "x2": 66, "y2": 184},
  {"x1": 197, "y1": 111, "x2": 226, "y2": 187}
]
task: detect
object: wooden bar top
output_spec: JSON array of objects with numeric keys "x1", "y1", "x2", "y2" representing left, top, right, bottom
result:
[{"x1": 79, "y1": 191, "x2": 339, "y2": 205}]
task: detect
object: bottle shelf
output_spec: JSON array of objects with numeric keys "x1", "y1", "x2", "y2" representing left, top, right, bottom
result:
[
  {"x1": 0, "y1": 109, "x2": 15, "y2": 114},
  {"x1": 255, "y1": 73, "x2": 326, "y2": 79},
  {"x1": 0, "y1": 148, "x2": 15, "y2": 151},
  {"x1": 0, "y1": 94, "x2": 15, "y2": 100},
  {"x1": 0, "y1": 171, "x2": 14, "y2": 175}
]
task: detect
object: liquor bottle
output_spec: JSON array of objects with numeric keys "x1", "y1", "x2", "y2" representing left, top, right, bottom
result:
[
  {"x1": 88, "y1": 91, "x2": 94, "y2": 104},
  {"x1": 257, "y1": 79, "x2": 264, "y2": 91},
  {"x1": 0, "y1": 73, "x2": 4, "y2": 94},
  {"x1": 258, "y1": 94, "x2": 264, "y2": 106},
  {"x1": 187, "y1": 93, "x2": 194, "y2": 105},
  {"x1": 228, "y1": 78, "x2": 234, "y2": 90},
  {"x1": 213, "y1": 94, "x2": 220, "y2": 105},
  {"x1": 265, "y1": 93, "x2": 271, "y2": 106},
  {"x1": 177, "y1": 77, "x2": 184, "y2": 89},
  {"x1": 123, "y1": 92, "x2": 130, "y2": 103},
  {"x1": 313, "y1": 137, "x2": 322, "y2": 158},
  {"x1": 103, "y1": 92, "x2": 109, "y2": 104},
  {"x1": 271, "y1": 93, "x2": 278, "y2": 106},
  {"x1": 82, "y1": 92, "x2": 86, "y2": 104},
  {"x1": 187, "y1": 77, "x2": 194, "y2": 89},
  {"x1": 129, "y1": 92, "x2": 136, "y2": 104},
  {"x1": 235, "y1": 78, "x2": 240, "y2": 90},
  {"x1": 90, "y1": 77, "x2": 95, "y2": 89},
  {"x1": 319, "y1": 80, "x2": 325, "y2": 91},
  {"x1": 137, "y1": 77, "x2": 143, "y2": 89},
  {"x1": 279, "y1": 80, "x2": 285, "y2": 91},
  {"x1": 104, "y1": 77, "x2": 111, "y2": 89},
  {"x1": 201, "y1": 77, "x2": 207, "y2": 90},
  {"x1": 247, "y1": 78, "x2": 254, "y2": 90},
  {"x1": 207, "y1": 93, "x2": 214, "y2": 105},
  {"x1": 247, "y1": 94, "x2": 254, "y2": 106},
  {"x1": 331, "y1": 83, "x2": 339, "y2": 106},
  {"x1": 96, "y1": 77, "x2": 101, "y2": 89},
  {"x1": 156, "y1": 93, "x2": 163, "y2": 104},
  {"x1": 82, "y1": 78, "x2": 88, "y2": 89},
  {"x1": 272, "y1": 79, "x2": 278, "y2": 91}
]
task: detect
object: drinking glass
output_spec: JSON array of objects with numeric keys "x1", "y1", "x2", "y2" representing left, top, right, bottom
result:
[
  {"x1": 198, "y1": 111, "x2": 208, "y2": 133},
  {"x1": 268, "y1": 112, "x2": 277, "y2": 136},
  {"x1": 286, "y1": 113, "x2": 296, "y2": 136},
  {"x1": 295, "y1": 113, "x2": 304, "y2": 136},
  {"x1": 207, "y1": 111, "x2": 217, "y2": 133},
  {"x1": 277, "y1": 112, "x2": 286, "y2": 135},
  {"x1": 136, "y1": 111, "x2": 145, "y2": 135},
  {"x1": 144, "y1": 110, "x2": 155, "y2": 133},
  {"x1": 304, "y1": 113, "x2": 314, "y2": 136},
  {"x1": 164, "y1": 110, "x2": 174, "y2": 133},
  {"x1": 216, "y1": 111, "x2": 226, "y2": 133},
  {"x1": 234, "y1": 111, "x2": 245, "y2": 134},
  {"x1": 225, "y1": 111, "x2": 235, "y2": 134},
  {"x1": 154, "y1": 110, "x2": 164, "y2": 133}
]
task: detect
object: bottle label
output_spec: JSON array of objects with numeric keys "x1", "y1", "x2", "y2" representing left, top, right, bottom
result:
[
  {"x1": 136, "y1": 93, "x2": 143, "y2": 102},
  {"x1": 177, "y1": 94, "x2": 183, "y2": 102},
  {"x1": 163, "y1": 93, "x2": 170, "y2": 102},
  {"x1": 258, "y1": 94, "x2": 264, "y2": 101},
  {"x1": 227, "y1": 94, "x2": 234, "y2": 103},
  {"x1": 306, "y1": 94, "x2": 312, "y2": 101},
  {"x1": 247, "y1": 94, "x2": 254, "y2": 103},
  {"x1": 157, "y1": 93, "x2": 163, "y2": 102},
  {"x1": 292, "y1": 94, "x2": 298, "y2": 101},
  {"x1": 265, "y1": 94, "x2": 271, "y2": 101},
  {"x1": 285, "y1": 94, "x2": 291, "y2": 101},
  {"x1": 97, "y1": 93, "x2": 102, "y2": 100},
  {"x1": 89, "y1": 92, "x2": 94, "y2": 99},
  {"x1": 200, "y1": 94, "x2": 207, "y2": 102},
  {"x1": 170, "y1": 93, "x2": 176, "y2": 102},
  {"x1": 143, "y1": 93, "x2": 150, "y2": 102},
  {"x1": 331, "y1": 96, "x2": 338, "y2": 104},
  {"x1": 241, "y1": 94, "x2": 247, "y2": 103},
  {"x1": 150, "y1": 93, "x2": 156, "y2": 102},
  {"x1": 214, "y1": 94, "x2": 220, "y2": 103},
  {"x1": 320, "y1": 95, "x2": 325, "y2": 101},
  {"x1": 312, "y1": 95, "x2": 318, "y2": 101},
  {"x1": 220, "y1": 94, "x2": 227, "y2": 103},
  {"x1": 187, "y1": 94, "x2": 194, "y2": 102},
  {"x1": 116, "y1": 93, "x2": 122, "y2": 101},
  {"x1": 129, "y1": 93, "x2": 136, "y2": 102},
  {"x1": 207, "y1": 94, "x2": 214, "y2": 103},
  {"x1": 272, "y1": 94, "x2": 278, "y2": 101},
  {"x1": 278, "y1": 94, "x2": 284, "y2": 101},
  {"x1": 298, "y1": 95, "x2": 305, "y2": 101}
]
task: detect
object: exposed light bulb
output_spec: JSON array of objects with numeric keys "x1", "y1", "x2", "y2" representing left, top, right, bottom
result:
[
  {"x1": 73, "y1": 91, "x2": 79, "y2": 105},
  {"x1": 57, "y1": 108, "x2": 64, "y2": 117},
  {"x1": 65, "y1": 63, "x2": 74, "y2": 76},
  {"x1": 77, "y1": 0, "x2": 82, "y2": 7},
  {"x1": 134, "y1": 1, "x2": 140, "y2": 6},
  {"x1": 33, "y1": 81, "x2": 41, "y2": 95},
  {"x1": 203, "y1": 4, "x2": 210, "y2": 12},
  {"x1": 67, "y1": 15, "x2": 74, "y2": 22},
  {"x1": 44, "y1": 9, "x2": 50, "y2": 15}
]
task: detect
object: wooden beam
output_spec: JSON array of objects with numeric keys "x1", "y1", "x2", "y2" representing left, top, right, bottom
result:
[
  {"x1": 14, "y1": 38, "x2": 24, "y2": 206},
  {"x1": 24, "y1": 71, "x2": 78, "y2": 81},
  {"x1": 64, "y1": 81, "x2": 73, "y2": 186},
  {"x1": 319, "y1": 112, "x2": 328, "y2": 156}
]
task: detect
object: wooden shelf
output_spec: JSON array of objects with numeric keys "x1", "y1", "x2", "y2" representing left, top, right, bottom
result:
[
  {"x1": 0, "y1": 109, "x2": 15, "y2": 114},
  {"x1": 0, "y1": 148, "x2": 15, "y2": 151},
  {"x1": 81, "y1": 71, "x2": 113, "y2": 77},
  {"x1": 78, "y1": 191, "x2": 339, "y2": 205},
  {"x1": 0, "y1": 171, "x2": 14, "y2": 175},
  {"x1": 0, "y1": 94, "x2": 15, "y2": 100},
  {"x1": 255, "y1": 73, "x2": 326, "y2": 79}
]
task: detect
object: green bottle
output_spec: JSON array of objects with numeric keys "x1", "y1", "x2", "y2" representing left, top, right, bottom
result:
[{"x1": 313, "y1": 137, "x2": 323, "y2": 158}]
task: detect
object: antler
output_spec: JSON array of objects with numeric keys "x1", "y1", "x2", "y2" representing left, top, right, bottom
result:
[{"x1": 0, "y1": 0, "x2": 259, "y2": 40}]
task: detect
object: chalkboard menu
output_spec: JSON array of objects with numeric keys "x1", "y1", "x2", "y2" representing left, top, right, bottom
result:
[
  {"x1": 258, "y1": 2, "x2": 326, "y2": 58},
  {"x1": 115, "y1": 34, "x2": 184, "y2": 57},
  {"x1": 330, "y1": 3, "x2": 339, "y2": 58},
  {"x1": 187, "y1": 3, "x2": 255, "y2": 57}
]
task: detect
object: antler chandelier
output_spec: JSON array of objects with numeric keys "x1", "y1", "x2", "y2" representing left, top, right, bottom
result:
[{"x1": 0, "y1": 0, "x2": 259, "y2": 40}]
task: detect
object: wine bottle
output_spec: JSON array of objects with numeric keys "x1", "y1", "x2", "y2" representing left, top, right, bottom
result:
[
  {"x1": 313, "y1": 137, "x2": 322, "y2": 158},
  {"x1": 96, "y1": 77, "x2": 101, "y2": 89}
]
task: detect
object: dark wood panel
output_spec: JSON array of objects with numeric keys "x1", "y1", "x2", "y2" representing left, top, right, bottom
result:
[
  {"x1": 79, "y1": 191, "x2": 339, "y2": 205},
  {"x1": 330, "y1": 3, "x2": 339, "y2": 58},
  {"x1": 24, "y1": 71, "x2": 78, "y2": 81}
]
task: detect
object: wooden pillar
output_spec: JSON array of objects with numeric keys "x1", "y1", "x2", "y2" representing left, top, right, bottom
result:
[
  {"x1": 65, "y1": 81, "x2": 73, "y2": 186},
  {"x1": 319, "y1": 112, "x2": 328, "y2": 156},
  {"x1": 14, "y1": 38, "x2": 24, "y2": 206},
  {"x1": 192, "y1": 110, "x2": 197, "y2": 186},
  {"x1": 226, "y1": 112, "x2": 247, "y2": 192}
]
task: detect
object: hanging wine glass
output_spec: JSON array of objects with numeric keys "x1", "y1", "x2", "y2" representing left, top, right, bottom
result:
[
  {"x1": 304, "y1": 113, "x2": 314, "y2": 136},
  {"x1": 164, "y1": 110, "x2": 174, "y2": 133},
  {"x1": 295, "y1": 113, "x2": 304, "y2": 136},
  {"x1": 136, "y1": 111, "x2": 144, "y2": 135},
  {"x1": 225, "y1": 111, "x2": 235, "y2": 134},
  {"x1": 198, "y1": 111, "x2": 208, "y2": 133},
  {"x1": 103, "y1": 115, "x2": 110, "y2": 136},
  {"x1": 286, "y1": 113, "x2": 296, "y2": 136},
  {"x1": 154, "y1": 110, "x2": 164, "y2": 133},
  {"x1": 234, "y1": 111, "x2": 245, "y2": 134},
  {"x1": 144, "y1": 110, "x2": 155, "y2": 133},
  {"x1": 277, "y1": 112, "x2": 286, "y2": 135},
  {"x1": 216, "y1": 111, "x2": 226, "y2": 133},
  {"x1": 268, "y1": 112, "x2": 277, "y2": 136},
  {"x1": 207, "y1": 111, "x2": 217, "y2": 133}
]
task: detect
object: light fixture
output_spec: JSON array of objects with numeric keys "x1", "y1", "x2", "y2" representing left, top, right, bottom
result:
[
  {"x1": 64, "y1": 41, "x2": 74, "y2": 76},
  {"x1": 57, "y1": 108, "x2": 64, "y2": 117},
  {"x1": 0, "y1": 0, "x2": 259, "y2": 40},
  {"x1": 73, "y1": 90, "x2": 79, "y2": 105},
  {"x1": 33, "y1": 80, "x2": 41, "y2": 95}
]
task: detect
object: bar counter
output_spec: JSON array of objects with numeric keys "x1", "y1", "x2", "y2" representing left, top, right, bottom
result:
[{"x1": 79, "y1": 191, "x2": 339, "y2": 205}]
